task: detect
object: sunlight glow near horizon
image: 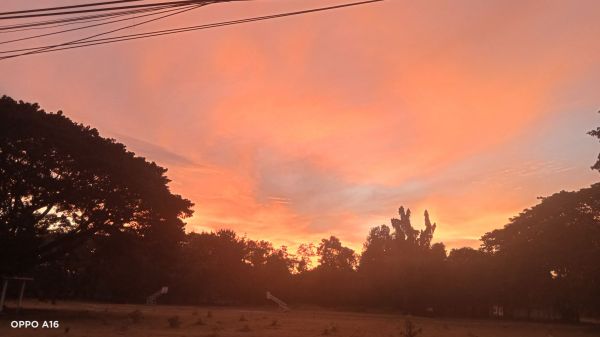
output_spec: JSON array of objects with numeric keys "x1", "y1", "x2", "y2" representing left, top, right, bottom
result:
[{"x1": 1, "y1": 0, "x2": 599, "y2": 253}]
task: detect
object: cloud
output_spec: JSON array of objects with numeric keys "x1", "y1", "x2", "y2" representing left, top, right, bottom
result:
[
  {"x1": 2, "y1": 0, "x2": 600, "y2": 252},
  {"x1": 111, "y1": 133, "x2": 197, "y2": 167}
]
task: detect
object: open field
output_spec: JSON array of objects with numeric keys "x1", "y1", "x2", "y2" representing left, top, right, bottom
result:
[{"x1": 0, "y1": 301, "x2": 598, "y2": 337}]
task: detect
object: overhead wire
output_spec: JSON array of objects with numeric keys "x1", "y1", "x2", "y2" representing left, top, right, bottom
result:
[
  {"x1": 0, "y1": 3, "x2": 206, "y2": 45},
  {"x1": 0, "y1": 0, "x2": 383, "y2": 61},
  {"x1": 0, "y1": 1, "x2": 146, "y2": 16},
  {"x1": 2, "y1": 3, "x2": 210, "y2": 58},
  {"x1": 0, "y1": 5, "x2": 180, "y2": 32},
  {"x1": 0, "y1": 0, "x2": 235, "y2": 20},
  {"x1": 0, "y1": 10, "x2": 160, "y2": 33}
]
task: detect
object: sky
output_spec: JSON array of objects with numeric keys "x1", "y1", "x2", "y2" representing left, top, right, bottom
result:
[{"x1": 1, "y1": 0, "x2": 599, "y2": 253}]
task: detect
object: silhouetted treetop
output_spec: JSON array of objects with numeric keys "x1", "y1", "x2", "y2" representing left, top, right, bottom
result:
[
  {"x1": 0, "y1": 95, "x2": 193, "y2": 274},
  {"x1": 481, "y1": 184, "x2": 600, "y2": 319},
  {"x1": 359, "y1": 207, "x2": 445, "y2": 312},
  {"x1": 317, "y1": 236, "x2": 357, "y2": 271},
  {"x1": 390, "y1": 207, "x2": 436, "y2": 249},
  {"x1": 481, "y1": 184, "x2": 600, "y2": 256},
  {"x1": 589, "y1": 113, "x2": 600, "y2": 172}
]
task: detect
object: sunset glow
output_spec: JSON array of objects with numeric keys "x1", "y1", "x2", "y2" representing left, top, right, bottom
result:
[{"x1": 2, "y1": 0, "x2": 599, "y2": 252}]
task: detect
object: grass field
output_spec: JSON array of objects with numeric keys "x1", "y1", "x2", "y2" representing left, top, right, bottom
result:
[{"x1": 0, "y1": 300, "x2": 598, "y2": 337}]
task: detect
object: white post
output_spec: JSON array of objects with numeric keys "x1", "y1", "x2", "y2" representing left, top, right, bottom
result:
[
  {"x1": 266, "y1": 291, "x2": 290, "y2": 311},
  {"x1": 0, "y1": 279, "x2": 7, "y2": 313},
  {"x1": 146, "y1": 286, "x2": 169, "y2": 305},
  {"x1": 17, "y1": 280, "x2": 26, "y2": 312}
]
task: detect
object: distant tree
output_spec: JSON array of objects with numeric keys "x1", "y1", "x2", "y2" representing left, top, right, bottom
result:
[
  {"x1": 264, "y1": 246, "x2": 295, "y2": 275},
  {"x1": 390, "y1": 207, "x2": 436, "y2": 249},
  {"x1": 0, "y1": 96, "x2": 193, "y2": 275},
  {"x1": 171, "y1": 230, "x2": 296, "y2": 304},
  {"x1": 245, "y1": 240, "x2": 274, "y2": 267},
  {"x1": 308, "y1": 236, "x2": 357, "y2": 305},
  {"x1": 245, "y1": 239, "x2": 295, "y2": 295},
  {"x1": 316, "y1": 236, "x2": 357, "y2": 271},
  {"x1": 359, "y1": 207, "x2": 445, "y2": 312},
  {"x1": 174, "y1": 230, "x2": 249, "y2": 303},
  {"x1": 359, "y1": 224, "x2": 392, "y2": 269},
  {"x1": 445, "y1": 247, "x2": 496, "y2": 316},
  {"x1": 481, "y1": 184, "x2": 600, "y2": 320},
  {"x1": 295, "y1": 243, "x2": 316, "y2": 273},
  {"x1": 589, "y1": 113, "x2": 600, "y2": 172}
]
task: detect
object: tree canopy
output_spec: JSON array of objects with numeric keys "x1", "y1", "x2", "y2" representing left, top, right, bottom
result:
[
  {"x1": 2, "y1": 96, "x2": 599, "y2": 321},
  {"x1": 0, "y1": 96, "x2": 193, "y2": 275},
  {"x1": 481, "y1": 183, "x2": 600, "y2": 320},
  {"x1": 316, "y1": 236, "x2": 357, "y2": 271},
  {"x1": 590, "y1": 114, "x2": 600, "y2": 172}
]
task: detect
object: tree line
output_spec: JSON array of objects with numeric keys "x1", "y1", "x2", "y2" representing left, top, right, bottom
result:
[{"x1": 1, "y1": 96, "x2": 599, "y2": 322}]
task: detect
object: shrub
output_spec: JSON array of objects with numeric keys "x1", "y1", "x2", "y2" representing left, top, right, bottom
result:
[
  {"x1": 128, "y1": 310, "x2": 143, "y2": 323},
  {"x1": 168, "y1": 316, "x2": 181, "y2": 328},
  {"x1": 400, "y1": 319, "x2": 422, "y2": 337}
]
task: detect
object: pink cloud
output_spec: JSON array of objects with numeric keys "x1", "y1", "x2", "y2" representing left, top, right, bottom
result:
[{"x1": 2, "y1": 0, "x2": 599, "y2": 252}]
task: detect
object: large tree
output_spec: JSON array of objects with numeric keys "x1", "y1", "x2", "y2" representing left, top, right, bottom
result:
[
  {"x1": 590, "y1": 113, "x2": 600, "y2": 172},
  {"x1": 481, "y1": 184, "x2": 600, "y2": 320},
  {"x1": 359, "y1": 207, "x2": 446, "y2": 312},
  {"x1": 0, "y1": 96, "x2": 193, "y2": 275},
  {"x1": 316, "y1": 236, "x2": 357, "y2": 271}
]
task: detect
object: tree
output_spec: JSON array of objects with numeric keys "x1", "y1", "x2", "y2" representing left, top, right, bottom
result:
[
  {"x1": 295, "y1": 243, "x2": 316, "y2": 273},
  {"x1": 359, "y1": 207, "x2": 445, "y2": 312},
  {"x1": 390, "y1": 207, "x2": 436, "y2": 249},
  {"x1": 317, "y1": 236, "x2": 357, "y2": 271},
  {"x1": 481, "y1": 184, "x2": 600, "y2": 320},
  {"x1": 292, "y1": 236, "x2": 359, "y2": 306},
  {"x1": 445, "y1": 247, "x2": 496, "y2": 316},
  {"x1": 0, "y1": 96, "x2": 193, "y2": 275},
  {"x1": 359, "y1": 224, "x2": 392, "y2": 270},
  {"x1": 245, "y1": 240, "x2": 274, "y2": 267},
  {"x1": 174, "y1": 230, "x2": 249, "y2": 303},
  {"x1": 589, "y1": 114, "x2": 600, "y2": 172}
]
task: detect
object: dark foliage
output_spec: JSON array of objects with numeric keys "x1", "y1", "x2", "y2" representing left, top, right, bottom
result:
[
  {"x1": 0, "y1": 95, "x2": 192, "y2": 294},
  {"x1": 481, "y1": 184, "x2": 600, "y2": 321},
  {"x1": 589, "y1": 111, "x2": 600, "y2": 172},
  {"x1": 2, "y1": 96, "x2": 599, "y2": 322}
]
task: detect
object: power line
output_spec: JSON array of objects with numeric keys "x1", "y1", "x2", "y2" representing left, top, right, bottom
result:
[
  {"x1": 11, "y1": 3, "x2": 208, "y2": 58},
  {"x1": 0, "y1": 0, "x2": 384, "y2": 60},
  {"x1": 0, "y1": 10, "x2": 159, "y2": 34},
  {"x1": 0, "y1": 0, "x2": 235, "y2": 20},
  {"x1": 0, "y1": 5, "x2": 177, "y2": 32},
  {"x1": 0, "y1": 4, "x2": 203, "y2": 45},
  {"x1": 0, "y1": 1, "x2": 145, "y2": 16}
]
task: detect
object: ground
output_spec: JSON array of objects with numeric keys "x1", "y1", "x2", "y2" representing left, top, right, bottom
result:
[{"x1": 0, "y1": 300, "x2": 598, "y2": 337}]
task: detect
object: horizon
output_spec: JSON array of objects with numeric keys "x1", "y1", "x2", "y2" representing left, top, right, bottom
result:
[{"x1": 2, "y1": 0, "x2": 599, "y2": 253}]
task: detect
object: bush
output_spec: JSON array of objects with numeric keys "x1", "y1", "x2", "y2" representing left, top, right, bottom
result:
[
  {"x1": 400, "y1": 319, "x2": 422, "y2": 337},
  {"x1": 167, "y1": 316, "x2": 181, "y2": 328},
  {"x1": 128, "y1": 310, "x2": 143, "y2": 323}
]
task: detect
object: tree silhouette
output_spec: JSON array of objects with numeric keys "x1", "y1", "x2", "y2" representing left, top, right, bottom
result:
[
  {"x1": 359, "y1": 207, "x2": 445, "y2": 312},
  {"x1": 390, "y1": 207, "x2": 437, "y2": 249},
  {"x1": 0, "y1": 96, "x2": 193, "y2": 275},
  {"x1": 174, "y1": 230, "x2": 249, "y2": 303},
  {"x1": 295, "y1": 243, "x2": 316, "y2": 273},
  {"x1": 589, "y1": 114, "x2": 600, "y2": 172},
  {"x1": 359, "y1": 224, "x2": 392, "y2": 271},
  {"x1": 482, "y1": 184, "x2": 600, "y2": 321},
  {"x1": 3, "y1": 95, "x2": 598, "y2": 319},
  {"x1": 316, "y1": 236, "x2": 357, "y2": 271}
]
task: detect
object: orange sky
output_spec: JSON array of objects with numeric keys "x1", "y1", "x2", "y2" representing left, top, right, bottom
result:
[{"x1": 1, "y1": 0, "x2": 599, "y2": 253}]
